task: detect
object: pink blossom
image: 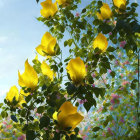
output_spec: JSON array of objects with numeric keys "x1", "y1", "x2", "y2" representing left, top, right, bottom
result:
[
  {"x1": 113, "y1": 21, "x2": 117, "y2": 25},
  {"x1": 83, "y1": 135, "x2": 88, "y2": 140},
  {"x1": 108, "y1": 69, "x2": 112, "y2": 73},
  {"x1": 120, "y1": 41, "x2": 126, "y2": 48},
  {"x1": 56, "y1": 129, "x2": 59, "y2": 133},
  {"x1": 76, "y1": 13, "x2": 80, "y2": 17},
  {"x1": 109, "y1": 32, "x2": 112, "y2": 36},
  {"x1": 102, "y1": 132, "x2": 106, "y2": 137},
  {"x1": 92, "y1": 73, "x2": 96, "y2": 78},
  {"x1": 107, "y1": 128, "x2": 113, "y2": 135},
  {"x1": 3, "y1": 121, "x2": 7, "y2": 125},
  {"x1": 115, "y1": 60, "x2": 119, "y2": 65},
  {"x1": 124, "y1": 60, "x2": 129, "y2": 65},
  {"x1": 92, "y1": 84, "x2": 95, "y2": 87},
  {"x1": 6, "y1": 125, "x2": 12, "y2": 129},
  {"x1": 18, "y1": 135, "x2": 26, "y2": 140},
  {"x1": 122, "y1": 80, "x2": 130, "y2": 86},
  {"x1": 110, "y1": 94, "x2": 120, "y2": 104},
  {"x1": 120, "y1": 87, "x2": 124, "y2": 90},
  {"x1": 120, "y1": 117, "x2": 125, "y2": 123},
  {"x1": 97, "y1": 107, "x2": 103, "y2": 113}
]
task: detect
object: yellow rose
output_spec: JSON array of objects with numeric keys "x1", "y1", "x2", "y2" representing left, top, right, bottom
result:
[
  {"x1": 36, "y1": 32, "x2": 57, "y2": 57},
  {"x1": 56, "y1": 0, "x2": 71, "y2": 6},
  {"x1": 66, "y1": 57, "x2": 87, "y2": 85},
  {"x1": 6, "y1": 86, "x2": 26, "y2": 108},
  {"x1": 53, "y1": 101, "x2": 84, "y2": 130},
  {"x1": 113, "y1": 0, "x2": 126, "y2": 10},
  {"x1": 6, "y1": 86, "x2": 19, "y2": 103},
  {"x1": 40, "y1": 0, "x2": 58, "y2": 18},
  {"x1": 97, "y1": 3, "x2": 112, "y2": 20},
  {"x1": 18, "y1": 59, "x2": 38, "y2": 90},
  {"x1": 93, "y1": 33, "x2": 108, "y2": 52},
  {"x1": 41, "y1": 61, "x2": 56, "y2": 81}
]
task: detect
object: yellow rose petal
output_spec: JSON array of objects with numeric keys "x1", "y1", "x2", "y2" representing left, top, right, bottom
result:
[
  {"x1": 57, "y1": 101, "x2": 84, "y2": 130},
  {"x1": 66, "y1": 57, "x2": 87, "y2": 84},
  {"x1": 17, "y1": 94, "x2": 26, "y2": 108},
  {"x1": 96, "y1": 12, "x2": 103, "y2": 20},
  {"x1": 41, "y1": 61, "x2": 55, "y2": 81},
  {"x1": 6, "y1": 86, "x2": 19, "y2": 102},
  {"x1": 53, "y1": 111, "x2": 58, "y2": 120},
  {"x1": 40, "y1": 0, "x2": 58, "y2": 18},
  {"x1": 36, "y1": 45, "x2": 46, "y2": 56},
  {"x1": 100, "y1": 3, "x2": 112, "y2": 19},
  {"x1": 60, "y1": 113, "x2": 84, "y2": 130},
  {"x1": 93, "y1": 33, "x2": 108, "y2": 52},
  {"x1": 36, "y1": 32, "x2": 57, "y2": 57},
  {"x1": 113, "y1": 0, "x2": 126, "y2": 10},
  {"x1": 18, "y1": 59, "x2": 38, "y2": 89}
]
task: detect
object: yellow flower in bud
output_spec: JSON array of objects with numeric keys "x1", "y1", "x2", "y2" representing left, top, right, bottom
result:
[
  {"x1": 40, "y1": 0, "x2": 58, "y2": 18},
  {"x1": 97, "y1": 3, "x2": 112, "y2": 20},
  {"x1": 6, "y1": 86, "x2": 19, "y2": 102},
  {"x1": 36, "y1": 32, "x2": 57, "y2": 57},
  {"x1": 56, "y1": 0, "x2": 71, "y2": 5},
  {"x1": 41, "y1": 61, "x2": 56, "y2": 81},
  {"x1": 113, "y1": 0, "x2": 126, "y2": 10},
  {"x1": 53, "y1": 101, "x2": 84, "y2": 130},
  {"x1": 18, "y1": 59, "x2": 38, "y2": 89},
  {"x1": 66, "y1": 57, "x2": 87, "y2": 85},
  {"x1": 96, "y1": 12, "x2": 104, "y2": 20},
  {"x1": 93, "y1": 33, "x2": 108, "y2": 52},
  {"x1": 17, "y1": 94, "x2": 26, "y2": 108}
]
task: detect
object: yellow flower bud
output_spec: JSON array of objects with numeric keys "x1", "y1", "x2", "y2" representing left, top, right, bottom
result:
[
  {"x1": 53, "y1": 101, "x2": 84, "y2": 130},
  {"x1": 40, "y1": 0, "x2": 58, "y2": 18},
  {"x1": 66, "y1": 57, "x2": 87, "y2": 85},
  {"x1": 93, "y1": 33, "x2": 108, "y2": 52},
  {"x1": 113, "y1": 0, "x2": 126, "y2": 10},
  {"x1": 41, "y1": 61, "x2": 56, "y2": 81},
  {"x1": 36, "y1": 32, "x2": 57, "y2": 57},
  {"x1": 97, "y1": 3, "x2": 112, "y2": 20},
  {"x1": 18, "y1": 59, "x2": 38, "y2": 89}
]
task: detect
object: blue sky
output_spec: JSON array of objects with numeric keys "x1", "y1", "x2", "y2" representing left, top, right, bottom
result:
[
  {"x1": 0, "y1": 0, "x2": 139, "y2": 102},
  {"x1": 0, "y1": 0, "x2": 46, "y2": 101}
]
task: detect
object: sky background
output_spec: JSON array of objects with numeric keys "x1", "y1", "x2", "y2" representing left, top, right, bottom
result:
[{"x1": 0, "y1": 0, "x2": 139, "y2": 102}]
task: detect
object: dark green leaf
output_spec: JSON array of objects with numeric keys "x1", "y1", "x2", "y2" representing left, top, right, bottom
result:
[
  {"x1": 66, "y1": 83, "x2": 77, "y2": 95},
  {"x1": 39, "y1": 116, "x2": 50, "y2": 129},
  {"x1": 92, "y1": 127, "x2": 100, "y2": 132},
  {"x1": 37, "y1": 106, "x2": 45, "y2": 114},
  {"x1": 26, "y1": 130, "x2": 36, "y2": 140},
  {"x1": 11, "y1": 115, "x2": 18, "y2": 122}
]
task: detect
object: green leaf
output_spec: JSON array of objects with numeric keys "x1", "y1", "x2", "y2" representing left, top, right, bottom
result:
[
  {"x1": 84, "y1": 93, "x2": 96, "y2": 112},
  {"x1": 92, "y1": 127, "x2": 100, "y2": 132},
  {"x1": 39, "y1": 116, "x2": 50, "y2": 129},
  {"x1": 11, "y1": 115, "x2": 18, "y2": 122},
  {"x1": 82, "y1": 8, "x2": 86, "y2": 13},
  {"x1": 37, "y1": 106, "x2": 45, "y2": 114},
  {"x1": 107, "y1": 46, "x2": 115, "y2": 52},
  {"x1": 26, "y1": 130, "x2": 36, "y2": 140},
  {"x1": 0, "y1": 103, "x2": 3, "y2": 108},
  {"x1": 66, "y1": 83, "x2": 77, "y2": 95},
  {"x1": 110, "y1": 71, "x2": 115, "y2": 77},
  {"x1": 93, "y1": 87, "x2": 105, "y2": 98},
  {"x1": 1, "y1": 111, "x2": 8, "y2": 118}
]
